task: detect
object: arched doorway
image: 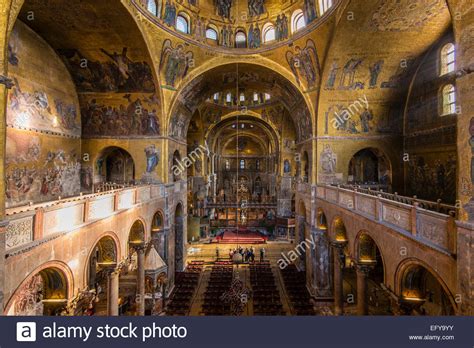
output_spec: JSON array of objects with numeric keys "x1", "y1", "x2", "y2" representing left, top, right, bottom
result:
[
  {"x1": 9, "y1": 267, "x2": 69, "y2": 316},
  {"x1": 316, "y1": 208, "x2": 328, "y2": 230},
  {"x1": 330, "y1": 216, "x2": 349, "y2": 315},
  {"x1": 174, "y1": 203, "x2": 184, "y2": 273},
  {"x1": 354, "y1": 232, "x2": 388, "y2": 315},
  {"x1": 151, "y1": 211, "x2": 168, "y2": 261},
  {"x1": 97, "y1": 147, "x2": 135, "y2": 186},
  {"x1": 129, "y1": 220, "x2": 146, "y2": 253},
  {"x1": 333, "y1": 217, "x2": 348, "y2": 243},
  {"x1": 399, "y1": 263, "x2": 455, "y2": 315},
  {"x1": 124, "y1": 220, "x2": 146, "y2": 315},
  {"x1": 348, "y1": 148, "x2": 391, "y2": 189},
  {"x1": 88, "y1": 236, "x2": 118, "y2": 289},
  {"x1": 87, "y1": 235, "x2": 118, "y2": 315}
]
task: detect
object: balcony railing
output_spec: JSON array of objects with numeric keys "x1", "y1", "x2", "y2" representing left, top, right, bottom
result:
[
  {"x1": 4, "y1": 184, "x2": 168, "y2": 255},
  {"x1": 207, "y1": 202, "x2": 277, "y2": 209},
  {"x1": 317, "y1": 185, "x2": 457, "y2": 255},
  {"x1": 333, "y1": 184, "x2": 457, "y2": 217}
]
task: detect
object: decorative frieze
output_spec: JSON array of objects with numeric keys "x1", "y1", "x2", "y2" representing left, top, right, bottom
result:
[
  {"x1": 382, "y1": 204, "x2": 411, "y2": 230},
  {"x1": 6, "y1": 216, "x2": 33, "y2": 250}
]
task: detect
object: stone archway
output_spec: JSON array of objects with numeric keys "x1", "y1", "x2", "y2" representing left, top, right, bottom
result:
[
  {"x1": 151, "y1": 210, "x2": 168, "y2": 262},
  {"x1": 127, "y1": 219, "x2": 146, "y2": 315},
  {"x1": 354, "y1": 231, "x2": 388, "y2": 315},
  {"x1": 87, "y1": 235, "x2": 118, "y2": 290},
  {"x1": 329, "y1": 216, "x2": 349, "y2": 316},
  {"x1": 96, "y1": 146, "x2": 135, "y2": 187},
  {"x1": 6, "y1": 264, "x2": 71, "y2": 316},
  {"x1": 348, "y1": 147, "x2": 392, "y2": 189},
  {"x1": 396, "y1": 260, "x2": 456, "y2": 315}
]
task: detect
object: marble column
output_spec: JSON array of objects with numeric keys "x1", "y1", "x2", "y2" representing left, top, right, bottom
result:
[
  {"x1": 0, "y1": 77, "x2": 13, "y2": 311},
  {"x1": 107, "y1": 269, "x2": 120, "y2": 316},
  {"x1": 136, "y1": 246, "x2": 146, "y2": 316},
  {"x1": 311, "y1": 228, "x2": 333, "y2": 298},
  {"x1": 356, "y1": 263, "x2": 375, "y2": 316},
  {"x1": 331, "y1": 241, "x2": 346, "y2": 315}
]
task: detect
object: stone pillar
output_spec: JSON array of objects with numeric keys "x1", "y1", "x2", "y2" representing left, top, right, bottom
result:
[
  {"x1": 0, "y1": 76, "x2": 14, "y2": 312},
  {"x1": 107, "y1": 269, "x2": 120, "y2": 316},
  {"x1": 311, "y1": 228, "x2": 333, "y2": 298},
  {"x1": 455, "y1": 221, "x2": 474, "y2": 315},
  {"x1": 356, "y1": 263, "x2": 374, "y2": 316},
  {"x1": 136, "y1": 246, "x2": 146, "y2": 316},
  {"x1": 331, "y1": 241, "x2": 346, "y2": 315}
]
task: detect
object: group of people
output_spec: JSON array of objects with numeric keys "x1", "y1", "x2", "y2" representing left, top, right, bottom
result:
[
  {"x1": 82, "y1": 98, "x2": 160, "y2": 137},
  {"x1": 216, "y1": 246, "x2": 266, "y2": 262}
]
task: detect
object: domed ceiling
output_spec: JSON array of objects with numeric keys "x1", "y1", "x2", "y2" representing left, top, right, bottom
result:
[
  {"x1": 134, "y1": 0, "x2": 339, "y2": 52},
  {"x1": 186, "y1": 0, "x2": 312, "y2": 21}
]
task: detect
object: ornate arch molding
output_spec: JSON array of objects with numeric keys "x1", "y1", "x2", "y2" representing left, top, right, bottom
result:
[
  {"x1": 394, "y1": 257, "x2": 457, "y2": 311},
  {"x1": 207, "y1": 114, "x2": 281, "y2": 156},
  {"x1": 354, "y1": 229, "x2": 387, "y2": 283},
  {"x1": 4, "y1": 260, "x2": 74, "y2": 315},
  {"x1": 83, "y1": 231, "x2": 121, "y2": 285},
  {"x1": 329, "y1": 215, "x2": 348, "y2": 243},
  {"x1": 166, "y1": 59, "x2": 315, "y2": 138},
  {"x1": 128, "y1": 218, "x2": 148, "y2": 243}
]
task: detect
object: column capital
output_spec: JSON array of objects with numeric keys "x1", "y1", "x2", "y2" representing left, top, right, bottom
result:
[
  {"x1": 355, "y1": 262, "x2": 376, "y2": 275},
  {"x1": 330, "y1": 240, "x2": 348, "y2": 254},
  {"x1": 129, "y1": 241, "x2": 146, "y2": 252},
  {"x1": 330, "y1": 241, "x2": 347, "y2": 268}
]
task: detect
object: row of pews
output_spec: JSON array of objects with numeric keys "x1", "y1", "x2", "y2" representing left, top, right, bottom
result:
[
  {"x1": 250, "y1": 261, "x2": 285, "y2": 315},
  {"x1": 201, "y1": 261, "x2": 233, "y2": 315},
  {"x1": 280, "y1": 264, "x2": 315, "y2": 315},
  {"x1": 165, "y1": 261, "x2": 203, "y2": 315}
]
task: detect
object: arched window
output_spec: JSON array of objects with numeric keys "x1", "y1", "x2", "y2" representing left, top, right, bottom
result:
[
  {"x1": 240, "y1": 159, "x2": 246, "y2": 170},
  {"x1": 226, "y1": 92, "x2": 232, "y2": 103},
  {"x1": 319, "y1": 0, "x2": 333, "y2": 15},
  {"x1": 253, "y1": 92, "x2": 259, "y2": 102},
  {"x1": 291, "y1": 10, "x2": 306, "y2": 33},
  {"x1": 262, "y1": 23, "x2": 276, "y2": 43},
  {"x1": 213, "y1": 92, "x2": 220, "y2": 102},
  {"x1": 264, "y1": 93, "x2": 271, "y2": 101},
  {"x1": 441, "y1": 84, "x2": 456, "y2": 115},
  {"x1": 240, "y1": 93, "x2": 245, "y2": 102},
  {"x1": 147, "y1": 0, "x2": 158, "y2": 16},
  {"x1": 176, "y1": 14, "x2": 189, "y2": 34},
  {"x1": 225, "y1": 160, "x2": 230, "y2": 170},
  {"x1": 206, "y1": 27, "x2": 218, "y2": 41},
  {"x1": 440, "y1": 43, "x2": 455, "y2": 75},
  {"x1": 235, "y1": 31, "x2": 247, "y2": 48}
]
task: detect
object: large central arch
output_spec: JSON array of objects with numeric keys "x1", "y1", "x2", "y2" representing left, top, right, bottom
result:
[{"x1": 166, "y1": 62, "x2": 315, "y2": 144}]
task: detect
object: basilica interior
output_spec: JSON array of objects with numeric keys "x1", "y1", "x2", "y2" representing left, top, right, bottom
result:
[{"x1": 0, "y1": 0, "x2": 472, "y2": 317}]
